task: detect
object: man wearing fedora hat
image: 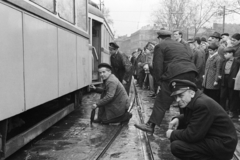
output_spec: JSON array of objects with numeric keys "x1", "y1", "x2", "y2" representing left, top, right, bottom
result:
[
  {"x1": 109, "y1": 42, "x2": 132, "y2": 94},
  {"x1": 90, "y1": 63, "x2": 132, "y2": 124},
  {"x1": 166, "y1": 79, "x2": 237, "y2": 160},
  {"x1": 134, "y1": 30, "x2": 197, "y2": 134},
  {"x1": 209, "y1": 32, "x2": 225, "y2": 60}
]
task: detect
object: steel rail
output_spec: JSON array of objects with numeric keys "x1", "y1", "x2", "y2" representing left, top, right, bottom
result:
[
  {"x1": 133, "y1": 85, "x2": 154, "y2": 160},
  {"x1": 89, "y1": 94, "x2": 136, "y2": 160}
]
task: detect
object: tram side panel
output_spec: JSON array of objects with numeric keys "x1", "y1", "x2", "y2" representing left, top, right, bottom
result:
[
  {"x1": 24, "y1": 14, "x2": 58, "y2": 110},
  {"x1": 0, "y1": 3, "x2": 25, "y2": 121},
  {"x1": 58, "y1": 28, "x2": 78, "y2": 97}
]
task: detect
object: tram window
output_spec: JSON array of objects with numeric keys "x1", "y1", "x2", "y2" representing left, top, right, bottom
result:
[
  {"x1": 30, "y1": 0, "x2": 55, "y2": 12},
  {"x1": 58, "y1": 0, "x2": 75, "y2": 24},
  {"x1": 76, "y1": 0, "x2": 87, "y2": 31}
]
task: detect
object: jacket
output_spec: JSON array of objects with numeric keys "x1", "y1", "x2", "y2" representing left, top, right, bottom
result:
[
  {"x1": 110, "y1": 51, "x2": 132, "y2": 83},
  {"x1": 170, "y1": 90, "x2": 238, "y2": 160},
  {"x1": 202, "y1": 53, "x2": 223, "y2": 89},
  {"x1": 153, "y1": 37, "x2": 197, "y2": 86},
  {"x1": 96, "y1": 74, "x2": 129, "y2": 120}
]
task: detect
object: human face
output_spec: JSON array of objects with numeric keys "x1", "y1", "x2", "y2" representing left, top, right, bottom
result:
[
  {"x1": 208, "y1": 49, "x2": 216, "y2": 55},
  {"x1": 221, "y1": 35, "x2": 228, "y2": 41},
  {"x1": 173, "y1": 31, "x2": 181, "y2": 41},
  {"x1": 109, "y1": 47, "x2": 117, "y2": 55},
  {"x1": 231, "y1": 38, "x2": 240, "y2": 47},
  {"x1": 173, "y1": 90, "x2": 194, "y2": 108},
  {"x1": 98, "y1": 67, "x2": 111, "y2": 80},
  {"x1": 224, "y1": 52, "x2": 233, "y2": 60},
  {"x1": 201, "y1": 43, "x2": 207, "y2": 50},
  {"x1": 209, "y1": 37, "x2": 220, "y2": 45}
]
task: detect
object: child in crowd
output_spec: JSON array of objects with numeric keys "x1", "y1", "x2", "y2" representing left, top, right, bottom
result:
[{"x1": 220, "y1": 47, "x2": 240, "y2": 118}]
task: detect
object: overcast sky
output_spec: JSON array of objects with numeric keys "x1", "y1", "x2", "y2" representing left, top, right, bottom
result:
[
  {"x1": 91, "y1": 0, "x2": 159, "y2": 36},
  {"x1": 91, "y1": 0, "x2": 240, "y2": 37}
]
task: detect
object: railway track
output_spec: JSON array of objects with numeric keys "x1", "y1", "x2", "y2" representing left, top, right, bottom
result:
[{"x1": 88, "y1": 84, "x2": 154, "y2": 160}]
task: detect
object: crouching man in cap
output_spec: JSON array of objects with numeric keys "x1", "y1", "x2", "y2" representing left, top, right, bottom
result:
[
  {"x1": 166, "y1": 79, "x2": 237, "y2": 160},
  {"x1": 90, "y1": 63, "x2": 132, "y2": 124}
]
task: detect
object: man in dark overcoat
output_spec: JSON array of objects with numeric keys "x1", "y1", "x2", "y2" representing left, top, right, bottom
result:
[
  {"x1": 90, "y1": 63, "x2": 132, "y2": 124},
  {"x1": 109, "y1": 42, "x2": 132, "y2": 94},
  {"x1": 166, "y1": 79, "x2": 238, "y2": 160},
  {"x1": 134, "y1": 30, "x2": 197, "y2": 134}
]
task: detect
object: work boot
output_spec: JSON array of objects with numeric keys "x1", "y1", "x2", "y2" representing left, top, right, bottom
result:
[{"x1": 134, "y1": 122, "x2": 155, "y2": 134}]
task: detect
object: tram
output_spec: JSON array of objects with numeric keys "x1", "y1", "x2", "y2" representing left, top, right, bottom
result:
[{"x1": 0, "y1": 0, "x2": 113, "y2": 159}]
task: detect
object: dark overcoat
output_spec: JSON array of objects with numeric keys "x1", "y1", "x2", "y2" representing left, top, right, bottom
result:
[
  {"x1": 170, "y1": 91, "x2": 238, "y2": 160},
  {"x1": 221, "y1": 58, "x2": 240, "y2": 88},
  {"x1": 96, "y1": 74, "x2": 129, "y2": 121},
  {"x1": 153, "y1": 37, "x2": 197, "y2": 86},
  {"x1": 110, "y1": 51, "x2": 132, "y2": 83}
]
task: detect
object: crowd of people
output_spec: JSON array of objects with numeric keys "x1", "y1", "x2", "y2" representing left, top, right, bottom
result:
[{"x1": 90, "y1": 30, "x2": 240, "y2": 160}]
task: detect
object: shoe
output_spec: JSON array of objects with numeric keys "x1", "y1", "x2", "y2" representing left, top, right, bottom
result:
[
  {"x1": 121, "y1": 112, "x2": 132, "y2": 124},
  {"x1": 92, "y1": 119, "x2": 102, "y2": 123},
  {"x1": 134, "y1": 123, "x2": 155, "y2": 134}
]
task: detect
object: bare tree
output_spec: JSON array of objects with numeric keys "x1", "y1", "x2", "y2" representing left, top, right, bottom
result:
[
  {"x1": 152, "y1": 0, "x2": 218, "y2": 36},
  {"x1": 102, "y1": 7, "x2": 114, "y2": 26}
]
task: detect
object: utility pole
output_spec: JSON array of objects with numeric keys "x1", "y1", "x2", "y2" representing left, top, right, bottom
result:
[{"x1": 223, "y1": 6, "x2": 225, "y2": 33}]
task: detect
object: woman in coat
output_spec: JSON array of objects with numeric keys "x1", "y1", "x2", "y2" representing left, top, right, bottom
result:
[{"x1": 202, "y1": 43, "x2": 223, "y2": 103}]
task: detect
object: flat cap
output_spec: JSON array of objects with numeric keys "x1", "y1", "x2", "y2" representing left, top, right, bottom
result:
[
  {"x1": 208, "y1": 43, "x2": 218, "y2": 50},
  {"x1": 221, "y1": 33, "x2": 229, "y2": 37},
  {"x1": 169, "y1": 79, "x2": 197, "y2": 96},
  {"x1": 224, "y1": 47, "x2": 236, "y2": 54},
  {"x1": 201, "y1": 37, "x2": 207, "y2": 42},
  {"x1": 157, "y1": 30, "x2": 171, "y2": 37},
  {"x1": 98, "y1": 63, "x2": 112, "y2": 70},
  {"x1": 109, "y1": 42, "x2": 119, "y2": 49},
  {"x1": 210, "y1": 32, "x2": 221, "y2": 39},
  {"x1": 232, "y1": 33, "x2": 240, "y2": 41}
]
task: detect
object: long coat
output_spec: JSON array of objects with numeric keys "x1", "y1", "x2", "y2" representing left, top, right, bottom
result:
[
  {"x1": 221, "y1": 58, "x2": 240, "y2": 88},
  {"x1": 170, "y1": 91, "x2": 238, "y2": 160},
  {"x1": 110, "y1": 51, "x2": 132, "y2": 83},
  {"x1": 153, "y1": 37, "x2": 197, "y2": 86},
  {"x1": 202, "y1": 53, "x2": 223, "y2": 89},
  {"x1": 96, "y1": 74, "x2": 129, "y2": 121}
]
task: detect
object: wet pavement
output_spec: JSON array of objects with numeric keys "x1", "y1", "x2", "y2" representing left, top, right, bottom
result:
[{"x1": 6, "y1": 86, "x2": 240, "y2": 160}]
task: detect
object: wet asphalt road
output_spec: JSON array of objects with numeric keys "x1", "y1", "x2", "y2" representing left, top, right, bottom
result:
[{"x1": 6, "y1": 86, "x2": 240, "y2": 160}]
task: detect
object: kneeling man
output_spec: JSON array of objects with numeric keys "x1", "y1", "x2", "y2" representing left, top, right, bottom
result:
[
  {"x1": 91, "y1": 63, "x2": 132, "y2": 124},
  {"x1": 166, "y1": 79, "x2": 238, "y2": 160}
]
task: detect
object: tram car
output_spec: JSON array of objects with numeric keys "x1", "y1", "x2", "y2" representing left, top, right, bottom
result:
[{"x1": 0, "y1": 0, "x2": 113, "y2": 159}]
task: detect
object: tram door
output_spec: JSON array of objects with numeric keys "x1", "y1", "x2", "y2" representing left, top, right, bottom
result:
[{"x1": 92, "y1": 20, "x2": 101, "y2": 81}]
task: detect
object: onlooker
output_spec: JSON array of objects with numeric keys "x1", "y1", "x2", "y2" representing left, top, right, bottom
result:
[
  {"x1": 209, "y1": 32, "x2": 225, "y2": 60},
  {"x1": 220, "y1": 47, "x2": 240, "y2": 117},
  {"x1": 134, "y1": 30, "x2": 197, "y2": 134},
  {"x1": 221, "y1": 33, "x2": 231, "y2": 47},
  {"x1": 90, "y1": 63, "x2": 132, "y2": 124},
  {"x1": 202, "y1": 43, "x2": 222, "y2": 103},
  {"x1": 109, "y1": 42, "x2": 132, "y2": 94},
  {"x1": 230, "y1": 33, "x2": 240, "y2": 57},
  {"x1": 135, "y1": 48, "x2": 146, "y2": 88},
  {"x1": 167, "y1": 79, "x2": 238, "y2": 160},
  {"x1": 188, "y1": 37, "x2": 205, "y2": 89}
]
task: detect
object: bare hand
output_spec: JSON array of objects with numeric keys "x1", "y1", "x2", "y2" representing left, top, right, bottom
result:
[
  {"x1": 168, "y1": 118, "x2": 179, "y2": 130},
  {"x1": 92, "y1": 104, "x2": 97, "y2": 109},
  {"x1": 89, "y1": 84, "x2": 96, "y2": 90},
  {"x1": 122, "y1": 80, "x2": 127, "y2": 84},
  {"x1": 157, "y1": 86, "x2": 161, "y2": 94},
  {"x1": 166, "y1": 129, "x2": 173, "y2": 139},
  {"x1": 213, "y1": 81, "x2": 218, "y2": 86}
]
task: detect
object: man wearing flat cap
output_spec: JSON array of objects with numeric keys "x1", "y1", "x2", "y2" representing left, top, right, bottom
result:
[
  {"x1": 90, "y1": 63, "x2": 132, "y2": 124},
  {"x1": 166, "y1": 79, "x2": 237, "y2": 160},
  {"x1": 209, "y1": 31, "x2": 225, "y2": 60},
  {"x1": 109, "y1": 42, "x2": 132, "y2": 94},
  {"x1": 134, "y1": 29, "x2": 197, "y2": 134}
]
